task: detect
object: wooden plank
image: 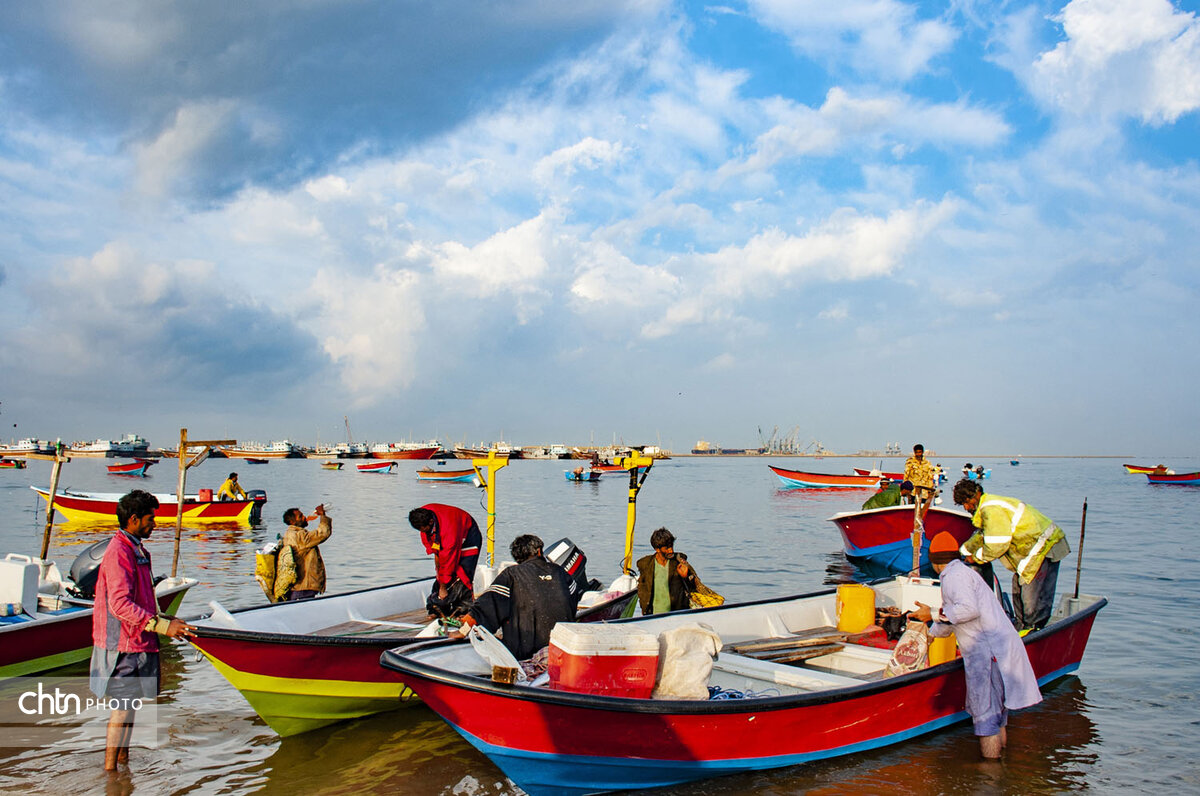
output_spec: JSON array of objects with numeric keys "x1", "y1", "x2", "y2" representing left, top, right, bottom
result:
[
  {"x1": 727, "y1": 629, "x2": 846, "y2": 654},
  {"x1": 760, "y1": 644, "x2": 844, "y2": 664}
]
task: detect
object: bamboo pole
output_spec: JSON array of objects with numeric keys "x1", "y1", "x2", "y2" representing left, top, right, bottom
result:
[
  {"x1": 170, "y1": 429, "x2": 236, "y2": 578},
  {"x1": 1074, "y1": 498, "x2": 1088, "y2": 599}
]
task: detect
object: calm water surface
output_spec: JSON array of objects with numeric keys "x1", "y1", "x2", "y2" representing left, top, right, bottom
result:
[{"x1": 0, "y1": 456, "x2": 1197, "y2": 794}]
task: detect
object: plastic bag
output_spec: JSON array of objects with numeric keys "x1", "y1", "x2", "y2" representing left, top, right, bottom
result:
[
  {"x1": 254, "y1": 541, "x2": 279, "y2": 602},
  {"x1": 467, "y1": 625, "x2": 527, "y2": 683},
  {"x1": 883, "y1": 621, "x2": 929, "y2": 677},
  {"x1": 652, "y1": 623, "x2": 722, "y2": 699}
]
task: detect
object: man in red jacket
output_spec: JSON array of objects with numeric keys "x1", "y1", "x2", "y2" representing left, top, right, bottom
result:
[
  {"x1": 90, "y1": 489, "x2": 194, "y2": 770},
  {"x1": 408, "y1": 504, "x2": 482, "y2": 618}
]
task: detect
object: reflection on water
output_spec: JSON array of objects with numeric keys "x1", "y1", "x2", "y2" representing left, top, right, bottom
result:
[{"x1": 1, "y1": 456, "x2": 1197, "y2": 794}]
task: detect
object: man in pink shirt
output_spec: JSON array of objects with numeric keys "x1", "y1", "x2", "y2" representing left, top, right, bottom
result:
[{"x1": 90, "y1": 489, "x2": 194, "y2": 770}]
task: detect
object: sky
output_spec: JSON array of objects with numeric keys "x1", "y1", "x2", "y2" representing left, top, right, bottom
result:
[{"x1": 1, "y1": 0, "x2": 1198, "y2": 456}]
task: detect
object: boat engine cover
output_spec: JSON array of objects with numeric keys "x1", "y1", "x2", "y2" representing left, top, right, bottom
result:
[
  {"x1": 545, "y1": 538, "x2": 602, "y2": 594},
  {"x1": 69, "y1": 538, "x2": 111, "y2": 599}
]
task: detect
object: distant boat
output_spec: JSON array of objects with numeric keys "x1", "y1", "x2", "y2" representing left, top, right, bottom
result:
[
  {"x1": 69, "y1": 434, "x2": 150, "y2": 458},
  {"x1": 320, "y1": 461, "x2": 344, "y2": 471},
  {"x1": 1011, "y1": 460, "x2": 1020, "y2": 466},
  {"x1": 357, "y1": 461, "x2": 397, "y2": 473},
  {"x1": 106, "y1": 460, "x2": 153, "y2": 477},
  {"x1": 852, "y1": 468, "x2": 905, "y2": 480},
  {"x1": 1124, "y1": 463, "x2": 1172, "y2": 475},
  {"x1": 0, "y1": 438, "x2": 53, "y2": 458},
  {"x1": 224, "y1": 441, "x2": 302, "y2": 459},
  {"x1": 564, "y1": 469, "x2": 602, "y2": 482},
  {"x1": 245, "y1": 458, "x2": 269, "y2": 465},
  {"x1": 1146, "y1": 471, "x2": 1200, "y2": 485},
  {"x1": 827, "y1": 504, "x2": 976, "y2": 573},
  {"x1": 416, "y1": 467, "x2": 477, "y2": 483},
  {"x1": 371, "y1": 442, "x2": 442, "y2": 460},
  {"x1": 0, "y1": 458, "x2": 27, "y2": 470},
  {"x1": 769, "y1": 465, "x2": 879, "y2": 489}
]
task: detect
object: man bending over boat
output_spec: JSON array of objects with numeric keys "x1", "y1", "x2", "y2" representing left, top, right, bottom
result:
[
  {"x1": 952, "y1": 479, "x2": 1069, "y2": 631},
  {"x1": 409, "y1": 504, "x2": 482, "y2": 618},
  {"x1": 911, "y1": 532, "x2": 1041, "y2": 759},
  {"x1": 861, "y1": 479, "x2": 915, "y2": 510},
  {"x1": 636, "y1": 527, "x2": 699, "y2": 615},
  {"x1": 450, "y1": 534, "x2": 579, "y2": 660},
  {"x1": 281, "y1": 504, "x2": 332, "y2": 600},
  {"x1": 91, "y1": 489, "x2": 195, "y2": 771}
]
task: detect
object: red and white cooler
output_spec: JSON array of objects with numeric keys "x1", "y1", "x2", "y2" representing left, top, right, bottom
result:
[{"x1": 548, "y1": 623, "x2": 660, "y2": 699}]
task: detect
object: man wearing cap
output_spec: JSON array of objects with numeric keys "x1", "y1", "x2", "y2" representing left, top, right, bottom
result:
[
  {"x1": 216, "y1": 472, "x2": 246, "y2": 501},
  {"x1": 861, "y1": 479, "x2": 915, "y2": 510},
  {"x1": 904, "y1": 444, "x2": 936, "y2": 496},
  {"x1": 912, "y1": 533, "x2": 1041, "y2": 759},
  {"x1": 952, "y1": 478, "x2": 1070, "y2": 631}
]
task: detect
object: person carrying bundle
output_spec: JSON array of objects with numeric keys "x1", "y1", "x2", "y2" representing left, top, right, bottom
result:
[
  {"x1": 279, "y1": 504, "x2": 332, "y2": 601},
  {"x1": 409, "y1": 504, "x2": 482, "y2": 618}
]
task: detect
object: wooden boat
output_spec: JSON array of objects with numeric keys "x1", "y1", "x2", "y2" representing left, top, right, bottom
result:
[
  {"x1": 106, "y1": 459, "x2": 154, "y2": 476},
  {"x1": 320, "y1": 461, "x2": 344, "y2": 471},
  {"x1": 769, "y1": 465, "x2": 879, "y2": 489},
  {"x1": 31, "y1": 486, "x2": 266, "y2": 525},
  {"x1": 962, "y1": 468, "x2": 991, "y2": 480},
  {"x1": 0, "y1": 458, "x2": 27, "y2": 470},
  {"x1": 357, "y1": 460, "x2": 397, "y2": 473},
  {"x1": 1124, "y1": 463, "x2": 1172, "y2": 475},
  {"x1": 416, "y1": 467, "x2": 478, "y2": 483},
  {"x1": 0, "y1": 438, "x2": 53, "y2": 458},
  {"x1": 1146, "y1": 471, "x2": 1200, "y2": 485},
  {"x1": 224, "y1": 441, "x2": 302, "y2": 459},
  {"x1": 188, "y1": 573, "x2": 638, "y2": 737},
  {"x1": 1011, "y1": 460, "x2": 1020, "y2": 466},
  {"x1": 1, "y1": 553, "x2": 194, "y2": 678},
  {"x1": 827, "y1": 505, "x2": 975, "y2": 573},
  {"x1": 381, "y1": 577, "x2": 1106, "y2": 796},
  {"x1": 852, "y1": 468, "x2": 905, "y2": 480},
  {"x1": 244, "y1": 458, "x2": 269, "y2": 464},
  {"x1": 565, "y1": 469, "x2": 602, "y2": 482},
  {"x1": 69, "y1": 434, "x2": 151, "y2": 458}
]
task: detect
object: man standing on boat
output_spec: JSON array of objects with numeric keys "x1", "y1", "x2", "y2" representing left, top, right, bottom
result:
[
  {"x1": 912, "y1": 532, "x2": 1041, "y2": 759},
  {"x1": 409, "y1": 504, "x2": 482, "y2": 618},
  {"x1": 91, "y1": 489, "x2": 195, "y2": 771},
  {"x1": 636, "y1": 527, "x2": 699, "y2": 615},
  {"x1": 451, "y1": 534, "x2": 579, "y2": 660},
  {"x1": 904, "y1": 443, "x2": 936, "y2": 496},
  {"x1": 217, "y1": 472, "x2": 246, "y2": 501},
  {"x1": 952, "y1": 479, "x2": 1070, "y2": 631},
  {"x1": 861, "y1": 479, "x2": 915, "y2": 510},
  {"x1": 280, "y1": 504, "x2": 332, "y2": 600}
]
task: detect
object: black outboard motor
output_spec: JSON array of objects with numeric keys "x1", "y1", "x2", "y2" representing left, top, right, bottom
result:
[
  {"x1": 545, "y1": 537, "x2": 602, "y2": 594},
  {"x1": 246, "y1": 489, "x2": 268, "y2": 525},
  {"x1": 69, "y1": 538, "x2": 111, "y2": 599}
]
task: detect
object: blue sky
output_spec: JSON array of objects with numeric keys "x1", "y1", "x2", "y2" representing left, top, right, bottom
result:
[{"x1": 1, "y1": 0, "x2": 1198, "y2": 455}]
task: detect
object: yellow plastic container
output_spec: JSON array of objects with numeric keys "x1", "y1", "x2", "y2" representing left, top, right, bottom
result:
[
  {"x1": 835, "y1": 584, "x2": 876, "y2": 633},
  {"x1": 929, "y1": 631, "x2": 958, "y2": 665}
]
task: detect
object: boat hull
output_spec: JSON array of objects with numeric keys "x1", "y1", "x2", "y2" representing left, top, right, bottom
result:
[
  {"x1": 357, "y1": 462, "x2": 397, "y2": 473},
  {"x1": 190, "y1": 580, "x2": 637, "y2": 736},
  {"x1": 107, "y1": 461, "x2": 152, "y2": 476},
  {"x1": 1146, "y1": 471, "x2": 1200, "y2": 484},
  {"x1": 564, "y1": 471, "x2": 602, "y2": 482},
  {"x1": 828, "y1": 506, "x2": 975, "y2": 573},
  {"x1": 769, "y1": 465, "x2": 879, "y2": 489},
  {"x1": 383, "y1": 590, "x2": 1104, "y2": 796},
  {"x1": 372, "y1": 447, "x2": 440, "y2": 460},
  {"x1": 33, "y1": 487, "x2": 263, "y2": 524},
  {"x1": 0, "y1": 581, "x2": 193, "y2": 679},
  {"x1": 1123, "y1": 463, "x2": 1170, "y2": 474},
  {"x1": 852, "y1": 468, "x2": 905, "y2": 480},
  {"x1": 417, "y1": 468, "x2": 477, "y2": 483}
]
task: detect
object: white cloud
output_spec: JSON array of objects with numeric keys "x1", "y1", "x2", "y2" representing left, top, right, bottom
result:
[
  {"x1": 133, "y1": 99, "x2": 238, "y2": 197},
  {"x1": 1032, "y1": 0, "x2": 1200, "y2": 123},
  {"x1": 747, "y1": 0, "x2": 957, "y2": 81}
]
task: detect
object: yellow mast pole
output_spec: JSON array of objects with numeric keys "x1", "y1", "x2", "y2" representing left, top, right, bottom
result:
[
  {"x1": 471, "y1": 449, "x2": 509, "y2": 568},
  {"x1": 617, "y1": 451, "x2": 654, "y2": 574}
]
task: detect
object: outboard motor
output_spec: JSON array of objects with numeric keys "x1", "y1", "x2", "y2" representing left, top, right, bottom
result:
[
  {"x1": 545, "y1": 537, "x2": 602, "y2": 594},
  {"x1": 69, "y1": 538, "x2": 111, "y2": 599},
  {"x1": 246, "y1": 489, "x2": 268, "y2": 525}
]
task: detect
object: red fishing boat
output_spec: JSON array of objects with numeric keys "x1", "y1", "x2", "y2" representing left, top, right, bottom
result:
[
  {"x1": 0, "y1": 458, "x2": 27, "y2": 470},
  {"x1": 31, "y1": 486, "x2": 265, "y2": 524},
  {"x1": 381, "y1": 577, "x2": 1106, "y2": 795},
  {"x1": 852, "y1": 467, "x2": 905, "y2": 480},
  {"x1": 769, "y1": 465, "x2": 880, "y2": 489},
  {"x1": 415, "y1": 467, "x2": 478, "y2": 483},
  {"x1": 1124, "y1": 463, "x2": 1172, "y2": 474},
  {"x1": 371, "y1": 443, "x2": 441, "y2": 459},
  {"x1": 357, "y1": 460, "x2": 397, "y2": 473},
  {"x1": 106, "y1": 459, "x2": 154, "y2": 476},
  {"x1": 827, "y1": 505, "x2": 975, "y2": 572},
  {"x1": 1146, "y1": 471, "x2": 1200, "y2": 484}
]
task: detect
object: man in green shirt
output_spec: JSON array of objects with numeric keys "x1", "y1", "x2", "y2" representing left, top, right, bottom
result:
[
  {"x1": 861, "y1": 479, "x2": 915, "y2": 511},
  {"x1": 635, "y1": 528, "x2": 699, "y2": 615}
]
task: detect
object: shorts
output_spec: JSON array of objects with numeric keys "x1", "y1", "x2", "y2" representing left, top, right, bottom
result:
[{"x1": 90, "y1": 649, "x2": 161, "y2": 701}]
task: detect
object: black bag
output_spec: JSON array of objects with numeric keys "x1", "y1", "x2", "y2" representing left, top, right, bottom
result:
[
  {"x1": 882, "y1": 611, "x2": 911, "y2": 641},
  {"x1": 427, "y1": 579, "x2": 474, "y2": 619}
]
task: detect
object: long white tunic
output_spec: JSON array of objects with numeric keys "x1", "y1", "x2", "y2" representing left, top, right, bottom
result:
[{"x1": 930, "y1": 559, "x2": 1042, "y2": 715}]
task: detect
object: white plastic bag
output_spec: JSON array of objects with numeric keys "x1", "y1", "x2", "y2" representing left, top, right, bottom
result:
[
  {"x1": 467, "y1": 625, "x2": 527, "y2": 682},
  {"x1": 652, "y1": 623, "x2": 722, "y2": 699}
]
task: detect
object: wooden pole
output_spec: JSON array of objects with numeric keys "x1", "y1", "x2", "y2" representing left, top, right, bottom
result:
[
  {"x1": 1074, "y1": 498, "x2": 1088, "y2": 599},
  {"x1": 170, "y1": 430, "x2": 237, "y2": 578},
  {"x1": 910, "y1": 485, "x2": 935, "y2": 577},
  {"x1": 37, "y1": 442, "x2": 69, "y2": 560}
]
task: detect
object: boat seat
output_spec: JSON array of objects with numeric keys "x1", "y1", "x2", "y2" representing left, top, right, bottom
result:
[{"x1": 714, "y1": 652, "x2": 867, "y2": 690}]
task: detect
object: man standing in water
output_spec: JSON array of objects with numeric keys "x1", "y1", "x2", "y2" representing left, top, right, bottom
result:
[
  {"x1": 904, "y1": 443, "x2": 936, "y2": 495},
  {"x1": 912, "y1": 533, "x2": 1041, "y2": 759},
  {"x1": 280, "y1": 504, "x2": 332, "y2": 600},
  {"x1": 409, "y1": 504, "x2": 482, "y2": 618},
  {"x1": 91, "y1": 489, "x2": 195, "y2": 771}
]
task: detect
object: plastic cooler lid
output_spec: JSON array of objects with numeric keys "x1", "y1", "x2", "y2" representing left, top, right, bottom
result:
[{"x1": 550, "y1": 623, "x2": 660, "y2": 657}]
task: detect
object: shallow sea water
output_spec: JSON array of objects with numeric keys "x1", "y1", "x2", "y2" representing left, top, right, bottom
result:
[{"x1": 0, "y1": 455, "x2": 1197, "y2": 795}]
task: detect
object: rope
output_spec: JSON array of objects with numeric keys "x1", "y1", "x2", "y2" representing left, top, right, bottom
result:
[{"x1": 707, "y1": 685, "x2": 783, "y2": 700}]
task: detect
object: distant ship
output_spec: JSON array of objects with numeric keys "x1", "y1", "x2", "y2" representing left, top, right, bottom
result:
[{"x1": 69, "y1": 434, "x2": 150, "y2": 458}]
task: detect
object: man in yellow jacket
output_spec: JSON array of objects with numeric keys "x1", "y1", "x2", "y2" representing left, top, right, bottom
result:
[
  {"x1": 217, "y1": 472, "x2": 247, "y2": 501},
  {"x1": 952, "y1": 479, "x2": 1069, "y2": 631}
]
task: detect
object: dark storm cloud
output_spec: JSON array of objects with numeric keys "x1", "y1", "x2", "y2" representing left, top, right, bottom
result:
[{"x1": 0, "y1": 0, "x2": 651, "y2": 200}]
